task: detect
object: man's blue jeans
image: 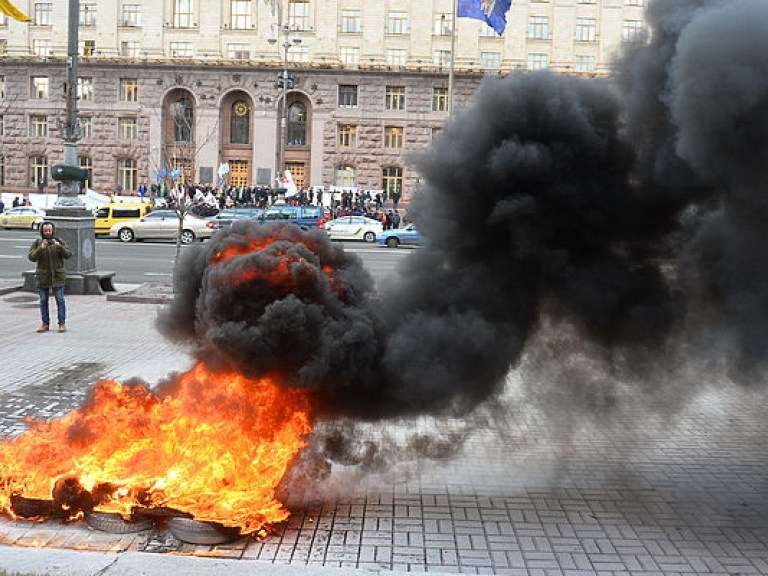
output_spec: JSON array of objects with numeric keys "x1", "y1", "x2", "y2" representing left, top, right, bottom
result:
[{"x1": 38, "y1": 286, "x2": 66, "y2": 326}]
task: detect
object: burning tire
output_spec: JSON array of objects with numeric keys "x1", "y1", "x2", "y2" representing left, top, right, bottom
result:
[
  {"x1": 84, "y1": 511, "x2": 154, "y2": 534},
  {"x1": 168, "y1": 516, "x2": 241, "y2": 545},
  {"x1": 10, "y1": 494, "x2": 54, "y2": 518}
]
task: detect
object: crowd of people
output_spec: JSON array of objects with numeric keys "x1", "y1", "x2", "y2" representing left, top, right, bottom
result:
[{"x1": 145, "y1": 184, "x2": 409, "y2": 229}]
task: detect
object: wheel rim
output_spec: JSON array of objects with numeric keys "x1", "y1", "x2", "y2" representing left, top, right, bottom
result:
[
  {"x1": 119, "y1": 229, "x2": 133, "y2": 242},
  {"x1": 181, "y1": 231, "x2": 194, "y2": 244},
  {"x1": 364, "y1": 232, "x2": 375, "y2": 243},
  {"x1": 387, "y1": 237, "x2": 398, "y2": 247}
]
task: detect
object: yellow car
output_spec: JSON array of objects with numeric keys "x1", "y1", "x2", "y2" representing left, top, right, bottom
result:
[
  {"x1": 93, "y1": 202, "x2": 152, "y2": 235},
  {"x1": 1, "y1": 207, "x2": 46, "y2": 230}
]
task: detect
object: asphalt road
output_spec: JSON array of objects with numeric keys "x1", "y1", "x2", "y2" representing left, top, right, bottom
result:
[{"x1": 0, "y1": 228, "x2": 413, "y2": 288}]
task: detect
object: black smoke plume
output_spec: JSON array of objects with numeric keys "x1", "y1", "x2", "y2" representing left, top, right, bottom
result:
[{"x1": 158, "y1": 0, "x2": 768, "y2": 458}]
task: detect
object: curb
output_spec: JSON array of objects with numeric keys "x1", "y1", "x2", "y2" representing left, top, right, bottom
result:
[
  {"x1": 0, "y1": 284, "x2": 22, "y2": 296},
  {"x1": 0, "y1": 545, "x2": 462, "y2": 576},
  {"x1": 106, "y1": 282, "x2": 173, "y2": 305}
]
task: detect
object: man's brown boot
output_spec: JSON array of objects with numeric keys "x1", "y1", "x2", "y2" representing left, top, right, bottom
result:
[
  {"x1": 58, "y1": 324, "x2": 67, "y2": 333},
  {"x1": 36, "y1": 324, "x2": 49, "y2": 333}
]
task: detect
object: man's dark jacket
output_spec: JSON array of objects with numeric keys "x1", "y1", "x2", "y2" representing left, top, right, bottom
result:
[{"x1": 28, "y1": 223, "x2": 72, "y2": 288}]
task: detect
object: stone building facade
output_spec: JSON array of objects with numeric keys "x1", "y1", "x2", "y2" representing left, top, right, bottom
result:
[{"x1": 0, "y1": 0, "x2": 646, "y2": 199}]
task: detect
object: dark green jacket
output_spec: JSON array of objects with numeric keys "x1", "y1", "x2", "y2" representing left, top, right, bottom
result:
[{"x1": 28, "y1": 226, "x2": 72, "y2": 288}]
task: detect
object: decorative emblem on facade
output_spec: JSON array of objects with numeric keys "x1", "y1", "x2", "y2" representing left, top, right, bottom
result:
[{"x1": 233, "y1": 101, "x2": 249, "y2": 116}]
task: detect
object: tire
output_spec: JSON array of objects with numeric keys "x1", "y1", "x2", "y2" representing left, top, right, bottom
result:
[
  {"x1": 85, "y1": 511, "x2": 154, "y2": 534},
  {"x1": 386, "y1": 236, "x2": 400, "y2": 248},
  {"x1": 363, "y1": 231, "x2": 376, "y2": 243},
  {"x1": 180, "y1": 230, "x2": 195, "y2": 245},
  {"x1": 118, "y1": 228, "x2": 135, "y2": 243},
  {"x1": 168, "y1": 517, "x2": 241, "y2": 545}
]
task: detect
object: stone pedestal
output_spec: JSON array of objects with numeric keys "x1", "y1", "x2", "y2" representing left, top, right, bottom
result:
[{"x1": 22, "y1": 207, "x2": 116, "y2": 295}]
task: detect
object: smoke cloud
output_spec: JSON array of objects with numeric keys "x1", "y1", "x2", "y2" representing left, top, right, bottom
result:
[{"x1": 158, "y1": 0, "x2": 768, "y2": 463}]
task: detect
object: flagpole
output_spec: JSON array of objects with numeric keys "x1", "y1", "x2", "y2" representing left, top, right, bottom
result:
[{"x1": 447, "y1": 0, "x2": 458, "y2": 115}]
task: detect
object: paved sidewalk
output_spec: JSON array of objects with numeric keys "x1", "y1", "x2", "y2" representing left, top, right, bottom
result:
[{"x1": 1, "y1": 285, "x2": 768, "y2": 575}]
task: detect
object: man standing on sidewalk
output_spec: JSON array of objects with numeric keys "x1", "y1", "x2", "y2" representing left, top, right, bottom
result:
[{"x1": 28, "y1": 222, "x2": 71, "y2": 333}]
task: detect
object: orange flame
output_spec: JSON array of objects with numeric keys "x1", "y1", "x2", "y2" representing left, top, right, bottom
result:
[
  {"x1": 211, "y1": 232, "x2": 338, "y2": 293},
  {"x1": 0, "y1": 364, "x2": 312, "y2": 534}
]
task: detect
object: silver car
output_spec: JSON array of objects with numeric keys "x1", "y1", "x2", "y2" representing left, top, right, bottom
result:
[{"x1": 109, "y1": 210, "x2": 213, "y2": 244}]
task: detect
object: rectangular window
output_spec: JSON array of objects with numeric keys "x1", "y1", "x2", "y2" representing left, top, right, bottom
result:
[
  {"x1": 0, "y1": 40, "x2": 6, "y2": 55},
  {"x1": 432, "y1": 87, "x2": 448, "y2": 112},
  {"x1": 340, "y1": 46, "x2": 360, "y2": 65},
  {"x1": 382, "y1": 166, "x2": 403, "y2": 198},
  {"x1": 30, "y1": 115, "x2": 48, "y2": 137},
  {"x1": 32, "y1": 39, "x2": 52, "y2": 57},
  {"x1": 78, "y1": 156, "x2": 92, "y2": 189},
  {"x1": 77, "y1": 77, "x2": 94, "y2": 101},
  {"x1": 528, "y1": 16, "x2": 550, "y2": 40},
  {"x1": 527, "y1": 53, "x2": 549, "y2": 70},
  {"x1": 227, "y1": 44, "x2": 251, "y2": 59},
  {"x1": 79, "y1": 3, "x2": 97, "y2": 26},
  {"x1": 340, "y1": 10, "x2": 361, "y2": 33},
  {"x1": 386, "y1": 49, "x2": 407, "y2": 66},
  {"x1": 0, "y1": 156, "x2": 4, "y2": 187},
  {"x1": 169, "y1": 42, "x2": 194, "y2": 58},
  {"x1": 0, "y1": 13, "x2": 8, "y2": 26},
  {"x1": 574, "y1": 55, "x2": 596, "y2": 72},
  {"x1": 0, "y1": 115, "x2": 4, "y2": 136},
  {"x1": 121, "y1": 42, "x2": 140, "y2": 57},
  {"x1": 30, "y1": 155, "x2": 48, "y2": 187},
  {"x1": 385, "y1": 86, "x2": 405, "y2": 111},
  {"x1": 34, "y1": 2, "x2": 52, "y2": 25},
  {"x1": 31, "y1": 76, "x2": 49, "y2": 99},
  {"x1": 118, "y1": 117, "x2": 138, "y2": 139},
  {"x1": 434, "y1": 13, "x2": 452, "y2": 35},
  {"x1": 335, "y1": 166, "x2": 356, "y2": 188},
  {"x1": 121, "y1": 4, "x2": 142, "y2": 27},
  {"x1": 0, "y1": 76, "x2": 4, "y2": 99},
  {"x1": 120, "y1": 78, "x2": 138, "y2": 102},
  {"x1": 118, "y1": 158, "x2": 137, "y2": 191},
  {"x1": 337, "y1": 124, "x2": 357, "y2": 148},
  {"x1": 481, "y1": 51, "x2": 501, "y2": 68},
  {"x1": 384, "y1": 126, "x2": 404, "y2": 149},
  {"x1": 338, "y1": 85, "x2": 358, "y2": 108},
  {"x1": 79, "y1": 40, "x2": 96, "y2": 56},
  {"x1": 173, "y1": 0, "x2": 194, "y2": 28},
  {"x1": 622, "y1": 20, "x2": 645, "y2": 43},
  {"x1": 387, "y1": 12, "x2": 409, "y2": 35},
  {"x1": 575, "y1": 18, "x2": 597, "y2": 42},
  {"x1": 433, "y1": 50, "x2": 451, "y2": 67},
  {"x1": 230, "y1": 0, "x2": 251, "y2": 29},
  {"x1": 288, "y1": 0, "x2": 309, "y2": 31},
  {"x1": 79, "y1": 116, "x2": 92, "y2": 138},
  {"x1": 288, "y1": 45, "x2": 308, "y2": 62},
  {"x1": 480, "y1": 24, "x2": 498, "y2": 37},
  {"x1": 431, "y1": 126, "x2": 442, "y2": 141}
]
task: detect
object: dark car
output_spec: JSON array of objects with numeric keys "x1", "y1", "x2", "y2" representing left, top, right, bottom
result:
[
  {"x1": 206, "y1": 207, "x2": 264, "y2": 230},
  {"x1": 257, "y1": 205, "x2": 327, "y2": 229}
]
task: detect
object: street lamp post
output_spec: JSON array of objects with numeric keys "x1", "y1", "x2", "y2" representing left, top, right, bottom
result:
[
  {"x1": 22, "y1": 0, "x2": 115, "y2": 295},
  {"x1": 268, "y1": 22, "x2": 302, "y2": 187}
]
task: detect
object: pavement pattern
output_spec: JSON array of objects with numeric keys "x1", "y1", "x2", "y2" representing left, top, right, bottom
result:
[{"x1": 0, "y1": 280, "x2": 767, "y2": 575}]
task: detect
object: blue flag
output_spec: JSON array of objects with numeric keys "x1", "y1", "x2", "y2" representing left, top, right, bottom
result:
[{"x1": 457, "y1": 0, "x2": 512, "y2": 35}]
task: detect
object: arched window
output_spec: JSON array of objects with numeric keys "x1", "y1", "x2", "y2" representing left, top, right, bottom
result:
[
  {"x1": 230, "y1": 100, "x2": 250, "y2": 144},
  {"x1": 170, "y1": 97, "x2": 194, "y2": 142},
  {"x1": 286, "y1": 101, "x2": 307, "y2": 146}
]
